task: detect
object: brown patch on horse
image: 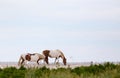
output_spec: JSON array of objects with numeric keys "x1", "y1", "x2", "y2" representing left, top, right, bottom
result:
[
  {"x1": 25, "y1": 54, "x2": 31, "y2": 61},
  {"x1": 25, "y1": 53, "x2": 36, "y2": 61},
  {"x1": 43, "y1": 50, "x2": 50, "y2": 64},
  {"x1": 43, "y1": 50, "x2": 50, "y2": 56}
]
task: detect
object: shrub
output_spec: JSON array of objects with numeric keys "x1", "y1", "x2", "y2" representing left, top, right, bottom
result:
[
  {"x1": 0, "y1": 67, "x2": 18, "y2": 78},
  {"x1": 0, "y1": 62, "x2": 119, "y2": 78}
]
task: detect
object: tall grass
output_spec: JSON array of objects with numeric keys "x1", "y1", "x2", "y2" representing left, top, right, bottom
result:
[{"x1": 0, "y1": 62, "x2": 120, "y2": 78}]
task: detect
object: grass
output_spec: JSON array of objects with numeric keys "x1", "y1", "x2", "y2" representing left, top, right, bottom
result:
[{"x1": 0, "y1": 62, "x2": 120, "y2": 78}]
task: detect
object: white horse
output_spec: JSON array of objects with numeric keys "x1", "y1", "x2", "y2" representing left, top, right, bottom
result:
[
  {"x1": 18, "y1": 53, "x2": 45, "y2": 66},
  {"x1": 42, "y1": 49, "x2": 67, "y2": 65}
]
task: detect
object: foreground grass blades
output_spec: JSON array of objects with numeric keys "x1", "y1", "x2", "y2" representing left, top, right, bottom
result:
[{"x1": 0, "y1": 62, "x2": 120, "y2": 78}]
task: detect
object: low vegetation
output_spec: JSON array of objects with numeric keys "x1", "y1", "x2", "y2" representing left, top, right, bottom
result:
[{"x1": 0, "y1": 62, "x2": 120, "y2": 78}]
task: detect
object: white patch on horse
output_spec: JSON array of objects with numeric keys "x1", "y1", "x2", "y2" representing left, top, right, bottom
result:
[
  {"x1": 30, "y1": 54, "x2": 39, "y2": 62},
  {"x1": 49, "y1": 50, "x2": 61, "y2": 58}
]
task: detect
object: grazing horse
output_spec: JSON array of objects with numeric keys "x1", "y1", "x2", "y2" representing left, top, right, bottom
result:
[
  {"x1": 18, "y1": 53, "x2": 45, "y2": 66},
  {"x1": 42, "y1": 49, "x2": 67, "y2": 65}
]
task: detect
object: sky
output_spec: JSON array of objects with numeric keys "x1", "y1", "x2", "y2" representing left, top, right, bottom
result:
[{"x1": 0, "y1": 0, "x2": 120, "y2": 63}]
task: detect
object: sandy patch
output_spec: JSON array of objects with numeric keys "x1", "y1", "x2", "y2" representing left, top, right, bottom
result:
[{"x1": 0, "y1": 62, "x2": 94, "y2": 69}]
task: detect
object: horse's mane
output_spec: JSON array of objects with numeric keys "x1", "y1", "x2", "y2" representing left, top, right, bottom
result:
[{"x1": 56, "y1": 49, "x2": 67, "y2": 65}]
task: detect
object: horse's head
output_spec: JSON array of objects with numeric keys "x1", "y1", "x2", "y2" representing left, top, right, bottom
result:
[{"x1": 63, "y1": 57, "x2": 67, "y2": 65}]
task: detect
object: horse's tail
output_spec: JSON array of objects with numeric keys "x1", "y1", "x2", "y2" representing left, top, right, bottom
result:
[{"x1": 18, "y1": 55, "x2": 23, "y2": 66}]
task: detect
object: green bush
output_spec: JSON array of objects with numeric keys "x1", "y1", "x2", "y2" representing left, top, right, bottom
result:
[
  {"x1": 0, "y1": 62, "x2": 119, "y2": 78},
  {"x1": 71, "y1": 62, "x2": 118, "y2": 75}
]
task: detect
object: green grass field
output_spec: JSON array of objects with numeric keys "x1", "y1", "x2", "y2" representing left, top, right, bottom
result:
[{"x1": 0, "y1": 62, "x2": 120, "y2": 78}]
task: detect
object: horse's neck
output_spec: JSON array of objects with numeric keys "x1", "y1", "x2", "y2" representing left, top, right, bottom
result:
[
  {"x1": 60, "y1": 52, "x2": 65, "y2": 59},
  {"x1": 50, "y1": 50, "x2": 65, "y2": 59},
  {"x1": 58, "y1": 50, "x2": 66, "y2": 59}
]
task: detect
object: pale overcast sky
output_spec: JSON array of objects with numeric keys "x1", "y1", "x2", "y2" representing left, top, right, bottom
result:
[{"x1": 0, "y1": 0, "x2": 120, "y2": 62}]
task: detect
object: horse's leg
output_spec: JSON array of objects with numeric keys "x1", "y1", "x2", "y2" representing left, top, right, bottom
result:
[
  {"x1": 57, "y1": 58, "x2": 60, "y2": 64},
  {"x1": 42, "y1": 58, "x2": 47, "y2": 66},
  {"x1": 37, "y1": 58, "x2": 40, "y2": 65},
  {"x1": 24, "y1": 60, "x2": 27, "y2": 66},
  {"x1": 45, "y1": 56, "x2": 49, "y2": 64},
  {"x1": 54, "y1": 58, "x2": 57, "y2": 64},
  {"x1": 37, "y1": 61, "x2": 39, "y2": 65},
  {"x1": 55, "y1": 57, "x2": 60, "y2": 65},
  {"x1": 57, "y1": 59, "x2": 59, "y2": 63},
  {"x1": 43, "y1": 59, "x2": 45, "y2": 65},
  {"x1": 21, "y1": 59, "x2": 24, "y2": 66}
]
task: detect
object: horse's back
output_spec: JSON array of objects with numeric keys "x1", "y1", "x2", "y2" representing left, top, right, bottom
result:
[
  {"x1": 49, "y1": 49, "x2": 62, "y2": 58},
  {"x1": 30, "y1": 53, "x2": 44, "y2": 61},
  {"x1": 34, "y1": 53, "x2": 45, "y2": 59}
]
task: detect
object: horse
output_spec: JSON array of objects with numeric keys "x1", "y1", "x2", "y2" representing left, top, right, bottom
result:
[
  {"x1": 42, "y1": 49, "x2": 67, "y2": 65},
  {"x1": 18, "y1": 53, "x2": 45, "y2": 66}
]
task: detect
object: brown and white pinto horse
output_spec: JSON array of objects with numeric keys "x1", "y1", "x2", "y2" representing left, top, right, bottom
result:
[
  {"x1": 18, "y1": 53, "x2": 45, "y2": 66},
  {"x1": 42, "y1": 49, "x2": 67, "y2": 65}
]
